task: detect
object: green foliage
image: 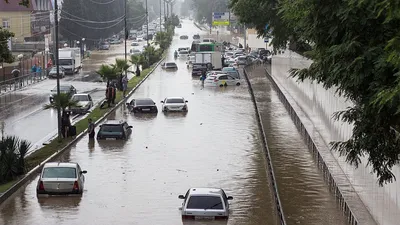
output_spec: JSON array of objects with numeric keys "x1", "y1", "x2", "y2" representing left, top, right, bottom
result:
[
  {"x1": 96, "y1": 64, "x2": 119, "y2": 81},
  {"x1": 231, "y1": 0, "x2": 400, "y2": 185},
  {"x1": 0, "y1": 136, "x2": 31, "y2": 184},
  {"x1": 43, "y1": 93, "x2": 79, "y2": 112},
  {"x1": 4, "y1": 0, "x2": 29, "y2": 7},
  {"x1": 0, "y1": 27, "x2": 14, "y2": 63},
  {"x1": 155, "y1": 31, "x2": 173, "y2": 50},
  {"x1": 59, "y1": 0, "x2": 145, "y2": 42}
]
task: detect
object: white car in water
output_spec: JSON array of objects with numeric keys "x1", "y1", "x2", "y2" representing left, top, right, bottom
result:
[
  {"x1": 69, "y1": 93, "x2": 94, "y2": 114},
  {"x1": 179, "y1": 188, "x2": 233, "y2": 220},
  {"x1": 205, "y1": 74, "x2": 241, "y2": 87},
  {"x1": 36, "y1": 162, "x2": 87, "y2": 196},
  {"x1": 161, "y1": 97, "x2": 188, "y2": 112}
]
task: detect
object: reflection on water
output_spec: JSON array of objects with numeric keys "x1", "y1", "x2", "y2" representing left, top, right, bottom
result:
[
  {"x1": 131, "y1": 112, "x2": 158, "y2": 121},
  {"x1": 97, "y1": 140, "x2": 128, "y2": 151},
  {"x1": 247, "y1": 66, "x2": 347, "y2": 225},
  {"x1": 37, "y1": 196, "x2": 82, "y2": 209}
]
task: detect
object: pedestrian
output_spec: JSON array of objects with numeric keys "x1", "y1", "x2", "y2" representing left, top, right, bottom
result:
[
  {"x1": 61, "y1": 110, "x2": 71, "y2": 138},
  {"x1": 200, "y1": 70, "x2": 206, "y2": 86},
  {"x1": 122, "y1": 75, "x2": 128, "y2": 98},
  {"x1": 136, "y1": 66, "x2": 141, "y2": 76},
  {"x1": 111, "y1": 83, "x2": 116, "y2": 104},
  {"x1": 106, "y1": 84, "x2": 114, "y2": 107},
  {"x1": 37, "y1": 66, "x2": 42, "y2": 78},
  {"x1": 88, "y1": 118, "x2": 95, "y2": 139}
]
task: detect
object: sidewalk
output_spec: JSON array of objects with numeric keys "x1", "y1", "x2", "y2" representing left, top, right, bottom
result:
[{"x1": 0, "y1": 72, "x2": 47, "y2": 97}]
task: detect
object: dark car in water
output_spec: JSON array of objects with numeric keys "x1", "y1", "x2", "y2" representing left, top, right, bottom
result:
[
  {"x1": 180, "y1": 35, "x2": 189, "y2": 40},
  {"x1": 97, "y1": 120, "x2": 132, "y2": 140},
  {"x1": 49, "y1": 85, "x2": 77, "y2": 103},
  {"x1": 191, "y1": 63, "x2": 209, "y2": 76},
  {"x1": 193, "y1": 34, "x2": 200, "y2": 39},
  {"x1": 126, "y1": 98, "x2": 158, "y2": 113}
]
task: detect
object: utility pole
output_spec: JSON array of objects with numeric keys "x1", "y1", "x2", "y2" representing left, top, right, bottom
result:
[
  {"x1": 146, "y1": 0, "x2": 149, "y2": 46},
  {"x1": 159, "y1": 0, "x2": 162, "y2": 33},
  {"x1": 163, "y1": 0, "x2": 166, "y2": 21},
  {"x1": 124, "y1": 0, "x2": 127, "y2": 77},
  {"x1": 243, "y1": 24, "x2": 247, "y2": 51},
  {"x1": 54, "y1": 0, "x2": 62, "y2": 140},
  {"x1": 166, "y1": 3, "x2": 169, "y2": 19}
]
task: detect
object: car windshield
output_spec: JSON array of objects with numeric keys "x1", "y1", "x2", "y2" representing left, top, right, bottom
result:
[
  {"x1": 166, "y1": 63, "x2": 176, "y2": 67},
  {"x1": 42, "y1": 167, "x2": 77, "y2": 178},
  {"x1": 99, "y1": 124, "x2": 123, "y2": 133},
  {"x1": 179, "y1": 51, "x2": 188, "y2": 54},
  {"x1": 135, "y1": 99, "x2": 154, "y2": 105},
  {"x1": 186, "y1": 196, "x2": 223, "y2": 210},
  {"x1": 52, "y1": 86, "x2": 71, "y2": 92},
  {"x1": 193, "y1": 64, "x2": 206, "y2": 70},
  {"x1": 238, "y1": 56, "x2": 247, "y2": 60},
  {"x1": 222, "y1": 68, "x2": 235, "y2": 72},
  {"x1": 72, "y1": 95, "x2": 89, "y2": 101},
  {"x1": 166, "y1": 98, "x2": 184, "y2": 103}
]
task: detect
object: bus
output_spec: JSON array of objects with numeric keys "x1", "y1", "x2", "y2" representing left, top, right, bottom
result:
[{"x1": 191, "y1": 42, "x2": 224, "y2": 52}]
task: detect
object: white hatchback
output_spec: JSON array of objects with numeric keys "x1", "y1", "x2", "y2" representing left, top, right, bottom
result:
[
  {"x1": 205, "y1": 74, "x2": 241, "y2": 87},
  {"x1": 161, "y1": 97, "x2": 188, "y2": 112},
  {"x1": 179, "y1": 188, "x2": 233, "y2": 220}
]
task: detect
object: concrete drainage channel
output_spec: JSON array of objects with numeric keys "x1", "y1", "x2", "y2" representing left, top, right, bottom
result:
[
  {"x1": 0, "y1": 57, "x2": 165, "y2": 205},
  {"x1": 242, "y1": 67, "x2": 287, "y2": 225},
  {"x1": 243, "y1": 64, "x2": 377, "y2": 225}
]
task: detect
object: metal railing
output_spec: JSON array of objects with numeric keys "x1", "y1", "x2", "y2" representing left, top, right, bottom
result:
[{"x1": 0, "y1": 71, "x2": 47, "y2": 94}]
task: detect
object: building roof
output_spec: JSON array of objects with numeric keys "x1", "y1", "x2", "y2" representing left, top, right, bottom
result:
[
  {"x1": 0, "y1": 1, "x2": 34, "y2": 11},
  {"x1": 0, "y1": 0, "x2": 53, "y2": 12}
]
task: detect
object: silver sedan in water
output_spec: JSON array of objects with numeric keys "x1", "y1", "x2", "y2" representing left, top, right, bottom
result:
[
  {"x1": 161, "y1": 97, "x2": 188, "y2": 112},
  {"x1": 36, "y1": 162, "x2": 87, "y2": 196}
]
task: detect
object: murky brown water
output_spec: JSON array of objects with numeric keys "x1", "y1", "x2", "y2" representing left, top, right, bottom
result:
[
  {"x1": 0, "y1": 21, "x2": 278, "y2": 225},
  {"x1": 246, "y1": 66, "x2": 348, "y2": 224}
]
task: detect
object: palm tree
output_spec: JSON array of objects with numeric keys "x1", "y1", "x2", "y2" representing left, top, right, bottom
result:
[
  {"x1": 114, "y1": 58, "x2": 130, "y2": 75},
  {"x1": 43, "y1": 93, "x2": 80, "y2": 113},
  {"x1": 96, "y1": 64, "x2": 118, "y2": 81},
  {"x1": 0, "y1": 136, "x2": 31, "y2": 183}
]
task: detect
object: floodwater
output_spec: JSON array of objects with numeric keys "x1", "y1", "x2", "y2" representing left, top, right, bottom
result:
[
  {"x1": 0, "y1": 41, "x2": 135, "y2": 149},
  {"x1": 0, "y1": 20, "x2": 278, "y2": 225},
  {"x1": 246, "y1": 66, "x2": 348, "y2": 224}
]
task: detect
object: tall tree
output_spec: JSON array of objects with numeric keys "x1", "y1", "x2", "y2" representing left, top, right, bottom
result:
[
  {"x1": 0, "y1": 27, "x2": 14, "y2": 64},
  {"x1": 231, "y1": 0, "x2": 400, "y2": 185},
  {"x1": 190, "y1": 0, "x2": 229, "y2": 25}
]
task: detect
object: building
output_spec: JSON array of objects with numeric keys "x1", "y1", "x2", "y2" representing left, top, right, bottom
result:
[{"x1": 0, "y1": 0, "x2": 52, "y2": 43}]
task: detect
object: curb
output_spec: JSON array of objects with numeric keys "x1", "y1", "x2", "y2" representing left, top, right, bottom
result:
[
  {"x1": 242, "y1": 67, "x2": 287, "y2": 225},
  {"x1": 0, "y1": 57, "x2": 166, "y2": 205},
  {"x1": 257, "y1": 64, "x2": 377, "y2": 225}
]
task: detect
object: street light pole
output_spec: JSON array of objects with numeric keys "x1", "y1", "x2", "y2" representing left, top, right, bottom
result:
[
  {"x1": 54, "y1": 0, "x2": 62, "y2": 140},
  {"x1": 124, "y1": 0, "x2": 127, "y2": 76},
  {"x1": 159, "y1": 0, "x2": 162, "y2": 33},
  {"x1": 146, "y1": 0, "x2": 149, "y2": 47}
]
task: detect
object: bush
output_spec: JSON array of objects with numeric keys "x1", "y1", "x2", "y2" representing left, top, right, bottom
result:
[{"x1": 0, "y1": 136, "x2": 31, "y2": 184}]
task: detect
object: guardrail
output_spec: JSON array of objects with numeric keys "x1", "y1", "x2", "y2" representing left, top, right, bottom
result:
[
  {"x1": 0, "y1": 71, "x2": 47, "y2": 95},
  {"x1": 243, "y1": 66, "x2": 287, "y2": 225}
]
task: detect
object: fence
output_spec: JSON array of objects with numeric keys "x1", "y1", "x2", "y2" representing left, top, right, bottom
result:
[{"x1": 0, "y1": 71, "x2": 47, "y2": 94}]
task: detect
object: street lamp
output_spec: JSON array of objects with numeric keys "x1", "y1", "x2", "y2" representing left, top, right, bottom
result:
[
  {"x1": 81, "y1": 38, "x2": 85, "y2": 58},
  {"x1": 17, "y1": 54, "x2": 23, "y2": 75},
  {"x1": 64, "y1": 43, "x2": 68, "y2": 48}
]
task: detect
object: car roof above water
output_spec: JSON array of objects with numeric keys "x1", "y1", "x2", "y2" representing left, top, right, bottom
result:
[
  {"x1": 43, "y1": 162, "x2": 78, "y2": 168},
  {"x1": 188, "y1": 188, "x2": 224, "y2": 196},
  {"x1": 103, "y1": 120, "x2": 126, "y2": 125}
]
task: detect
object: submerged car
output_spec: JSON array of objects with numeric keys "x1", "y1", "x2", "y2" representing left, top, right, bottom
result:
[
  {"x1": 36, "y1": 162, "x2": 87, "y2": 196},
  {"x1": 180, "y1": 35, "x2": 189, "y2": 40},
  {"x1": 221, "y1": 67, "x2": 240, "y2": 79},
  {"x1": 193, "y1": 34, "x2": 200, "y2": 39},
  {"x1": 161, "y1": 62, "x2": 178, "y2": 70},
  {"x1": 130, "y1": 48, "x2": 142, "y2": 56},
  {"x1": 205, "y1": 74, "x2": 241, "y2": 87},
  {"x1": 49, "y1": 85, "x2": 77, "y2": 103},
  {"x1": 69, "y1": 93, "x2": 93, "y2": 114},
  {"x1": 48, "y1": 66, "x2": 65, "y2": 78},
  {"x1": 97, "y1": 120, "x2": 133, "y2": 140},
  {"x1": 161, "y1": 97, "x2": 188, "y2": 112},
  {"x1": 191, "y1": 63, "x2": 208, "y2": 76},
  {"x1": 179, "y1": 188, "x2": 233, "y2": 219},
  {"x1": 131, "y1": 42, "x2": 140, "y2": 46},
  {"x1": 127, "y1": 98, "x2": 158, "y2": 113}
]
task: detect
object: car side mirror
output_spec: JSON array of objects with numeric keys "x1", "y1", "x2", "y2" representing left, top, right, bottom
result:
[
  {"x1": 160, "y1": 101, "x2": 164, "y2": 103},
  {"x1": 81, "y1": 170, "x2": 87, "y2": 174},
  {"x1": 227, "y1": 196, "x2": 233, "y2": 200},
  {"x1": 185, "y1": 100, "x2": 188, "y2": 103},
  {"x1": 127, "y1": 126, "x2": 133, "y2": 129},
  {"x1": 178, "y1": 195, "x2": 185, "y2": 199}
]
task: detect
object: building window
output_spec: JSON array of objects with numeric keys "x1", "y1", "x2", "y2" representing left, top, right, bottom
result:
[{"x1": 2, "y1": 19, "x2": 10, "y2": 29}]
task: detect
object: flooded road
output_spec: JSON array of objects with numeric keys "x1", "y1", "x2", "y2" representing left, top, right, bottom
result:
[
  {"x1": 0, "y1": 20, "x2": 278, "y2": 225},
  {"x1": 0, "y1": 42, "x2": 137, "y2": 149},
  {"x1": 246, "y1": 66, "x2": 347, "y2": 224}
]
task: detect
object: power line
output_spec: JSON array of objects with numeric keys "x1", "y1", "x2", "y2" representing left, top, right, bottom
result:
[
  {"x1": 59, "y1": 10, "x2": 126, "y2": 23},
  {"x1": 59, "y1": 26, "x2": 102, "y2": 41}
]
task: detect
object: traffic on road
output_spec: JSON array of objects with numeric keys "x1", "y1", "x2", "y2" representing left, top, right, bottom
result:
[{"x1": 0, "y1": 19, "x2": 349, "y2": 225}]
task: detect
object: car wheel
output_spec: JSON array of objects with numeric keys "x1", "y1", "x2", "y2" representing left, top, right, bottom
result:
[
  {"x1": 236, "y1": 82, "x2": 240, "y2": 86},
  {"x1": 219, "y1": 84, "x2": 224, "y2": 87}
]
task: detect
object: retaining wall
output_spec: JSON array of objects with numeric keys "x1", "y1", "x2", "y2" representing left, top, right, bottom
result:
[{"x1": 243, "y1": 64, "x2": 377, "y2": 225}]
